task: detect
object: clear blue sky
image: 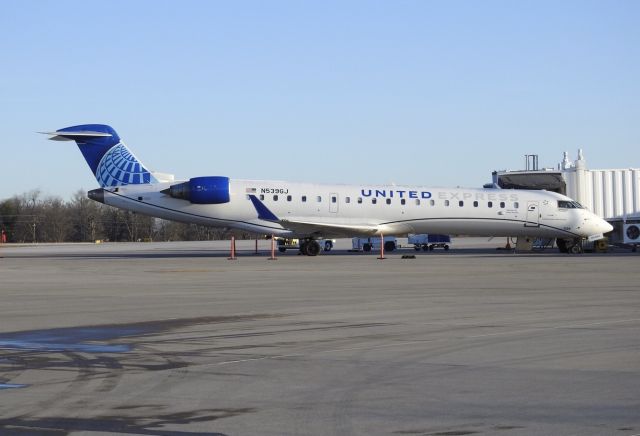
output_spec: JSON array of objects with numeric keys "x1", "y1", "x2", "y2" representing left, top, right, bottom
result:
[{"x1": 1, "y1": 0, "x2": 639, "y2": 200}]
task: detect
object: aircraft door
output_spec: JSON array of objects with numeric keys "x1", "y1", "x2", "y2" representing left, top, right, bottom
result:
[
  {"x1": 330, "y1": 193, "x2": 339, "y2": 213},
  {"x1": 525, "y1": 201, "x2": 540, "y2": 227}
]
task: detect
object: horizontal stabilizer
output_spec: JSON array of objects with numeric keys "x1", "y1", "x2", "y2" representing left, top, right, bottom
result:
[{"x1": 40, "y1": 130, "x2": 113, "y2": 141}]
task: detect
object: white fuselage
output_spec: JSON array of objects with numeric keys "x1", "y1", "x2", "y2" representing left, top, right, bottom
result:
[{"x1": 96, "y1": 179, "x2": 612, "y2": 240}]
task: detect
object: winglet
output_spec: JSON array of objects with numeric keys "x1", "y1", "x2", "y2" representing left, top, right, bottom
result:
[{"x1": 248, "y1": 195, "x2": 279, "y2": 221}]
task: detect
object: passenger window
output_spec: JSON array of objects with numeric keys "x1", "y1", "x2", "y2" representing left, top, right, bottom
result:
[
  {"x1": 444, "y1": 200, "x2": 450, "y2": 206},
  {"x1": 459, "y1": 201, "x2": 464, "y2": 207},
  {"x1": 386, "y1": 198, "x2": 391, "y2": 205},
  {"x1": 415, "y1": 199, "x2": 420, "y2": 205},
  {"x1": 357, "y1": 197, "x2": 363, "y2": 204},
  {"x1": 317, "y1": 196, "x2": 322, "y2": 202},
  {"x1": 500, "y1": 201, "x2": 505, "y2": 208},
  {"x1": 273, "y1": 195, "x2": 278, "y2": 201},
  {"x1": 331, "y1": 196, "x2": 337, "y2": 203},
  {"x1": 259, "y1": 194, "x2": 265, "y2": 201},
  {"x1": 302, "y1": 195, "x2": 307, "y2": 202},
  {"x1": 372, "y1": 198, "x2": 377, "y2": 204},
  {"x1": 287, "y1": 195, "x2": 292, "y2": 202},
  {"x1": 430, "y1": 199, "x2": 435, "y2": 206},
  {"x1": 401, "y1": 199, "x2": 406, "y2": 205},
  {"x1": 473, "y1": 201, "x2": 478, "y2": 207},
  {"x1": 488, "y1": 201, "x2": 493, "y2": 208},
  {"x1": 514, "y1": 202, "x2": 519, "y2": 208},
  {"x1": 345, "y1": 197, "x2": 351, "y2": 203}
]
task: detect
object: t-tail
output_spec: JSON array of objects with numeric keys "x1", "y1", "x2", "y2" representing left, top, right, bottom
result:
[{"x1": 42, "y1": 124, "x2": 157, "y2": 187}]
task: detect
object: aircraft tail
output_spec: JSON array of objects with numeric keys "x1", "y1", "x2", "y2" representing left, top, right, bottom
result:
[{"x1": 42, "y1": 124, "x2": 157, "y2": 187}]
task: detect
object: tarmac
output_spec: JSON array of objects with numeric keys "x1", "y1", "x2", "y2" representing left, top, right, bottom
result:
[{"x1": 0, "y1": 238, "x2": 639, "y2": 436}]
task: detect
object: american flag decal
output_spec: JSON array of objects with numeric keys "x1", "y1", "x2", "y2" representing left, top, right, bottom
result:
[{"x1": 246, "y1": 187, "x2": 257, "y2": 193}]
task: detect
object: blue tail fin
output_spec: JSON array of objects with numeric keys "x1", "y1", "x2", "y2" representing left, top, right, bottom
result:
[{"x1": 43, "y1": 124, "x2": 157, "y2": 187}]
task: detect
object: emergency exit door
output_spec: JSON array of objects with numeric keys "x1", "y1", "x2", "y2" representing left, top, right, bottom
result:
[{"x1": 525, "y1": 201, "x2": 540, "y2": 227}]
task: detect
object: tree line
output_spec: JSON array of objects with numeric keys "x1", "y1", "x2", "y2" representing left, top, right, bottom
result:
[{"x1": 0, "y1": 190, "x2": 247, "y2": 243}]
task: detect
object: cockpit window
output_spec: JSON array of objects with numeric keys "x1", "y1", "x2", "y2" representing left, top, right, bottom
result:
[{"x1": 558, "y1": 200, "x2": 584, "y2": 209}]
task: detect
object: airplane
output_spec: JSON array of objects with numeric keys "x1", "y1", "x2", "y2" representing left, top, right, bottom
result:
[{"x1": 42, "y1": 124, "x2": 613, "y2": 255}]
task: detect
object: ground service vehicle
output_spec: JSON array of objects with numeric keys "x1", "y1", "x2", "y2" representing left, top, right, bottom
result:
[
  {"x1": 352, "y1": 237, "x2": 397, "y2": 252},
  {"x1": 408, "y1": 234, "x2": 451, "y2": 251}
]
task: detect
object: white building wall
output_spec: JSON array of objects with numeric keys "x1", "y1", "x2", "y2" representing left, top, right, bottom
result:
[
  {"x1": 497, "y1": 151, "x2": 640, "y2": 220},
  {"x1": 613, "y1": 171, "x2": 623, "y2": 217},
  {"x1": 591, "y1": 171, "x2": 602, "y2": 217},
  {"x1": 623, "y1": 170, "x2": 633, "y2": 216},
  {"x1": 562, "y1": 151, "x2": 640, "y2": 219},
  {"x1": 634, "y1": 170, "x2": 640, "y2": 213}
]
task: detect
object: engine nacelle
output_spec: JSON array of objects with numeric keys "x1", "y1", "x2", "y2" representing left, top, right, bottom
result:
[{"x1": 165, "y1": 176, "x2": 230, "y2": 204}]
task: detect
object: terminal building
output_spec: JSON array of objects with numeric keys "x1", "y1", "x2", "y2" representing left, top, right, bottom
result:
[{"x1": 493, "y1": 151, "x2": 640, "y2": 247}]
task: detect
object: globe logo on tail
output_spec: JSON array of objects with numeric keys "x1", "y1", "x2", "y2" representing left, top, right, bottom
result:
[{"x1": 95, "y1": 143, "x2": 152, "y2": 187}]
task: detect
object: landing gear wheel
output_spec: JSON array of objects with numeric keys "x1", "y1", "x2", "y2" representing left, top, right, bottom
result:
[
  {"x1": 299, "y1": 241, "x2": 308, "y2": 255},
  {"x1": 444, "y1": 245, "x2": 450, "y2": 251},
  {"x1": 570, "y1": 244, "x2": 583, "y2": 254},
  {"x1": 306, "y1": 240, "x2": 321, "y2": 256},
  {"x1": 384, "y1": 241, "x2": 396, "y2": 252},
  {"x1": 428, "y1": 245, "x2": 434, "y2": 251},
  {"x1": 279, "y1": 247, "x2": 286, "y2": 253},
  {"x1": 363, "y1": 243, "x2": 372, "y2": 252},
  {"x1": 324, "y1": 241, "x2": 332, "y2": 251},
  {"x1": 422, "y1": 244, "x2": 428, "y2": 251}
]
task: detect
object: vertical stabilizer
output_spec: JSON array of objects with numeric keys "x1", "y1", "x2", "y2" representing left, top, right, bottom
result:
[{"x1": 42, "y1": 124, "x2": 157, "y2": 187}]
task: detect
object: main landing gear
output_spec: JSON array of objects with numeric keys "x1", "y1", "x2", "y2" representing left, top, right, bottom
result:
[
  {"x1": 556, "y1": 238, "x2": 583, "y2": 254},
  {"x1": 299, "y1": 239, "x2": 321, "y2": 256}
]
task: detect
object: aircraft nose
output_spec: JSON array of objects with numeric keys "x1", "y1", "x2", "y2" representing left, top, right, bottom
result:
[
  {"x1": 587, "y1": 215, "x2": 613, "y2": 235},
  {"x1": 600, "y1": 219, "x2": 613, "y2": 234}
]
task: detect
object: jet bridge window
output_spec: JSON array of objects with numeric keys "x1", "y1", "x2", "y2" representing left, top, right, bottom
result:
[{"x1": 558, "y1": 200, "x2": 583, "y2": 209}]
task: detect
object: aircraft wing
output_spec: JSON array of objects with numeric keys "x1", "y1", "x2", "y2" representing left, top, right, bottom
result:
[
  {"x1": 247, "y1": 195, "x2": 378, "y2": 237},
  {"x1": 278, "y1": 218, "x2": 378, "y2": 238}
]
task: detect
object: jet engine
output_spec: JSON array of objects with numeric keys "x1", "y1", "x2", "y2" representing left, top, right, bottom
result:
[{"x1": 163, "y1": 176, "x2": 230, "y2": 204}]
